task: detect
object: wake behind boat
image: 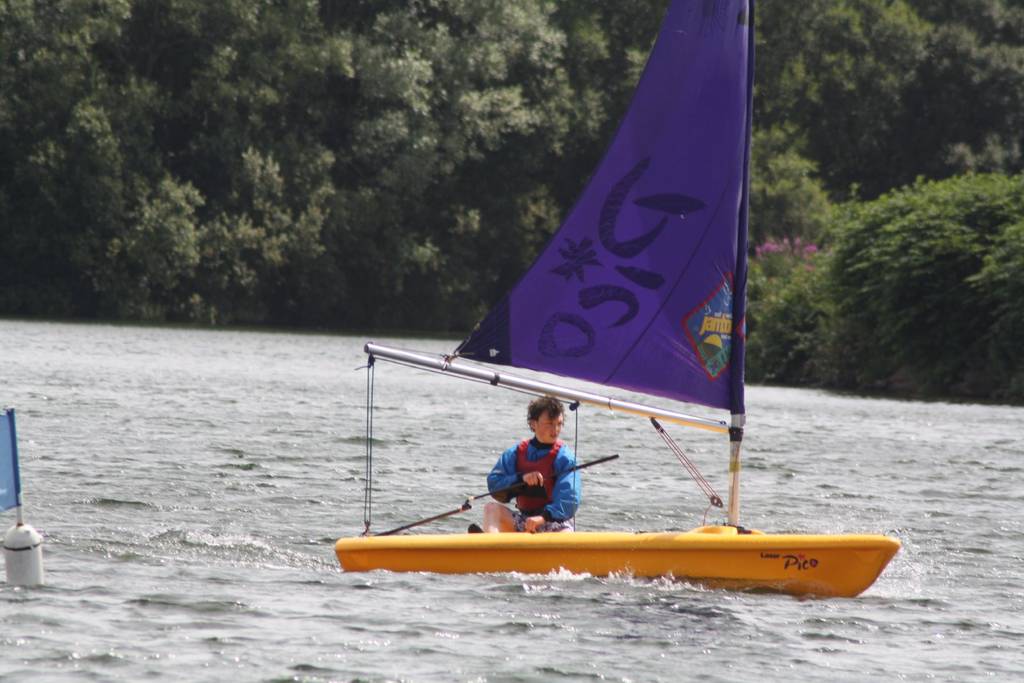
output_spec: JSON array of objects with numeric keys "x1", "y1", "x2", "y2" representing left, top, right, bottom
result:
[{"x1": 335, "y1": 0, "x2": 901, "y2": 598}]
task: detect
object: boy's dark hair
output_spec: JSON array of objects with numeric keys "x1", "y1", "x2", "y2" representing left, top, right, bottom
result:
[{"x1": 527, "y1": 395, "x2": 564, "y2": 423}]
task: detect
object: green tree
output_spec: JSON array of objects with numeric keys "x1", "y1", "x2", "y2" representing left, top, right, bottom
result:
[
  {"x1": 756, "y1": 0, "x2": 1024, "y2": 199},
  {"x1": 749, "y1": 126, "x2": 832, "y2": 246},
  {"x1": 112, "y1": 0, "x2": 345, "y2": 323},
  {"x1": 894, "y1": 21, "x2": 1024, "y2": 184},
  {"x1": 0, "y1": 0, "x2": 133, "y2": 315},
  {"x1": 755, "y1": 0, "x2": 930, "y2": 198},
  {"x1": 906, "y1": 0, "x2": 1024, "y2": 46},
  {"x1": 326, "y1": 0, "x2": 576, "y2": 329}
]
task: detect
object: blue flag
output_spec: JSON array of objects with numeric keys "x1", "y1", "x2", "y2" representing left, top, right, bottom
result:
[{"x1": 1, "y1": 408, "x2": 21, "y2": 512}]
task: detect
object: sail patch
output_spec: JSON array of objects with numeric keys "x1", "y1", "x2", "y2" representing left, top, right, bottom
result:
[{"x1": 683, "y1": 277, "x2": 734, "y2": 379}]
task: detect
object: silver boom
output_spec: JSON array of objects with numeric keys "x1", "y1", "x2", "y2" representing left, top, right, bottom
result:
[{"x1": 364, "y1": 343, "x2": 728, "y2": 434}]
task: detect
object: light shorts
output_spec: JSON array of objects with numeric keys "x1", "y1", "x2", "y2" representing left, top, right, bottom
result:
[{"x1": 511, "y1": 509, "x2": 575, "y2": 533}]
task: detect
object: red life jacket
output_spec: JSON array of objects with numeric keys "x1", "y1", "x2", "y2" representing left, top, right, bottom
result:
[{"x1": 515, "y1": 439, "x2": 563, "y2": 514}]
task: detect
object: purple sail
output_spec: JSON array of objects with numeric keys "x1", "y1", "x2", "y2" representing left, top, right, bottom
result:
[{"x1": 457, "y1": 0, "x2": 753, "y2": 415}]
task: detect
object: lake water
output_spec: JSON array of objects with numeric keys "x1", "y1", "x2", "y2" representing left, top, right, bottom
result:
[{"x1": 1, "y1": 319, "x2": 1022, "y2": 681}]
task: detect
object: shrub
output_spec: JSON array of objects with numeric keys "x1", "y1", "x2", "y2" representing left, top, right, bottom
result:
[
  {"x1": 827, "y1": 173, "x2": 1024, "y2": 396},
  {"x1": 746, "y1": 239, "x2": 827, "y2": 385}
]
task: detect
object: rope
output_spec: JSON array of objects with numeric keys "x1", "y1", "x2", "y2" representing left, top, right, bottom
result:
[
  {"x1": 362, "y1": 355, "x2": 376, "y2": 535},
  {"x1": 702, "y1": 500, "x2": 715, "y2": 527},
  {"x1": 569, "y1": 400, "x2": 580, "y2": 456},
  {"x1": 568, "y1": 401, "x2": 580, "y2": 529},
  {"x1": 650, "y1": 417, "x2": 723, "y2": 510}
]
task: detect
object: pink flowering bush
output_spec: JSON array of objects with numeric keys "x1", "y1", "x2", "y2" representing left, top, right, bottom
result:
[
  {"x1": 751, "y1": 237, "x2": 820, "y2": 279},
  {"x1": 745, "y1": 237, "x2": 828, "y2": 385}
]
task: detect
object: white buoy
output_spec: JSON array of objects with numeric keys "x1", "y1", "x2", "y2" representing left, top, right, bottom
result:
[
  {"x1": 4, "y1": 521, "x2": 44, "y2": 587},
  {"x1": 2, "y1": 408, "x2": 45, "y2": 587}
]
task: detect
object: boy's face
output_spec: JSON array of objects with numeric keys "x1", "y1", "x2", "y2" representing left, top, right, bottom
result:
[{"x1": 529, "y1": 411, "x2": 564, "y2": 444}]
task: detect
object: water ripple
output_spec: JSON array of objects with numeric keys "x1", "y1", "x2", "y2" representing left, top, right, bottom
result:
[{"x1": 3, "y1": 321, "x2": 1024, "y2": 681}]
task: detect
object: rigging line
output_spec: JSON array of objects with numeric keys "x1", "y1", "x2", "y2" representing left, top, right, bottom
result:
[
  {"x1": 702, "y1": 499, "x2": 715, "y2": 527},
  {"x1": 650, "y1": 417, "x2": 723, "y2": 509},
  {"x1": 362, "y1": 355, "x2": 376, "y2": 535},
  {"x1": 569, "y1": 401, "x2": 580, "y2": 457},
  {"x1": 569, "y1": 400, "x2": 580, "y2": 529}
]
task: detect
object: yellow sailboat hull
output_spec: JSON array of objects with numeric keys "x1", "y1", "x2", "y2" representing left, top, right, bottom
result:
[{"x1": 335, "y1": 526, "x2": 900, "y2": 598}]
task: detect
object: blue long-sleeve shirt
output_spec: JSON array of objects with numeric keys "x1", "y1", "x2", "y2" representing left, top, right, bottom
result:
[{"x1": 487, "y1": 439, "x2": 580, "y2": 522}]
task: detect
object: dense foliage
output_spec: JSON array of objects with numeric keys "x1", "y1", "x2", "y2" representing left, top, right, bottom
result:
[
  {"x1": 747, "y1": 174, "x2": 1024, "y2": 401},
  {"x1": 2, "y1": 0, "x2": 1023, "y2": 400}
]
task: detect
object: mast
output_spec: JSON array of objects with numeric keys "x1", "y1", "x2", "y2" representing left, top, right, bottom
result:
[
  {"x1": 726, "y1": 0, "x2": 756, "y2": 527},
  {"x1": 727, "y1": 413, "x2": 744, "y2": 526}
]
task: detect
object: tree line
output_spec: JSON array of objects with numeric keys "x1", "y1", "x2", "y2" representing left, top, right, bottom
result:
[{"x1": 1, "y1": 0, "x2": 1022, "y2": 400}]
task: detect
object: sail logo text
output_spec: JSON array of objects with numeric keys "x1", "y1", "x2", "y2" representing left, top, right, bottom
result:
[
  {"x1": 699, "y1": 314, "x2": 732, "y2": 335},
  {"x1": 760, "y1": 551, "x2": 819, "y2": 571}
]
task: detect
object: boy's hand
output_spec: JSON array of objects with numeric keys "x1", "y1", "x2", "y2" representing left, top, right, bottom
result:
[
  {"x1": 524, "y1": 515, "x2": 546, "y2": 533},
  {"x1": 522, "y1": 471, "x2": 543, "y2": 486}
]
